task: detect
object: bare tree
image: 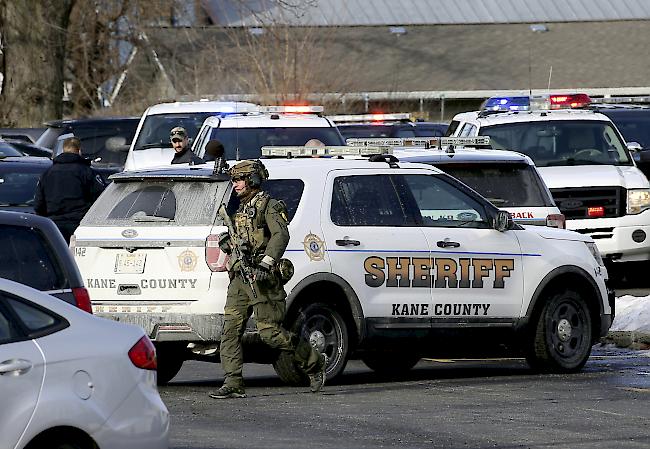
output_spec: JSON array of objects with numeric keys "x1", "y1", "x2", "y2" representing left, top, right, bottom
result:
[{"x1": 0, "y1": 0, "x2": 75, "y2": 127}]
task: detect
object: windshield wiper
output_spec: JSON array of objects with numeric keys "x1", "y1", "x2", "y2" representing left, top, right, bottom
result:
[
  {"x1": 134, "y1": 142, "x2": 172, "y2": 151},
  {"x1": 133, "y1": 216, "x2": 172, "y2": 222}
]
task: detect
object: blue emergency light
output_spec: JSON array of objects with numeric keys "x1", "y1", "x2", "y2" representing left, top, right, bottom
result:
[{"x1": 482, "y1": 96, "x2": 530, "y2": 112}]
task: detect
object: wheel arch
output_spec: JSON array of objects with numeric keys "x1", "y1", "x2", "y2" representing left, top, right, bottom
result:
[
  {"x1": 521, "y1": 265, "x2": 605, "y2": 340},
  {"x1": 24, "y1": 426, "x2": 98, "y2": 449},
  {"x1": 286, "y1": 272, "x2": 365, "y2": 347}
]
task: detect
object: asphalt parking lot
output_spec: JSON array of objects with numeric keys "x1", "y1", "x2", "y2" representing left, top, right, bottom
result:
[{"x1": 162, "y1": 346, "x2": 650, "y2": 449}]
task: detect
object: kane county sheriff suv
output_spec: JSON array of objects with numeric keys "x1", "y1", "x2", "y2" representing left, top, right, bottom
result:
[{"x1": 71, "y1": 146, "x2": 613, "y2": 385}]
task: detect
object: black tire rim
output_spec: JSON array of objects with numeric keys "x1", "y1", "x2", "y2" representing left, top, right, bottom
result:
[
  {"x1": 548, "y1": 299, "x2": 589, "y2": 360},
  {"x1": 303, "y1": 309, "x2": 344, "y2": 373}
]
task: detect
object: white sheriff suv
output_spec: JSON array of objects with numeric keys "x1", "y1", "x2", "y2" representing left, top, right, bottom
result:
[
  {"x1": 72, "y1": 146, "x2": 614, "y2": 385},
  {"x1": 449, "y1": 94, "x2": 650, "y2": 269}
]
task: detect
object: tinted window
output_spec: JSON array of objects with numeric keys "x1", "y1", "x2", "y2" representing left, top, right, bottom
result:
[
  {"x1": 134, "y1": 113, "x2": 216, "y2": 150},
  {"x1": 0, "y1": 143, "x2": 23, "y2": 157},
  {"x1": 0, "y1": 165, "x2": 46, "y2": 207},
  {"x1": 208, "y1": 127, "x2": 345, "y2": 160},
  {"x1": 338, "y1": 125, "x2": 393, "y2": 139},
  {"x1": 0, "y1": 302, "x2": 19, "y2": 344},
  {"x1": 330, "y1": 175, "x2": 413, "y2": 226},
  {"x1": 83, "y1": 180, "x2": 227, "y2": 226},
  {"x1": 445, "y1": 120, "x2": 460, "y2": 137},
  {"x1": 402, "y1": 174, "x2": 490, "y2": 228},
  {"x1": 73, "y1": 122, "x2": 139, "y2": 166},
  {"x1": 439, "y1": 163, "x2": 553, "y2": 207},
  {"x1": 0, "y1": 225, "x2": 67, "y2": 290},
  {"x1": 225, "y1": 179, "x2": 305, "y2": 222},
  {"x1": 414, "y1": 124, "x2": 447, "y2": 137},
  {"x1": 479, "y1": 120, "x2": 632, "y2": 167},
  {"x1": 10, "y1": 298, "x2": 56, "y2": 332},
  {"x1": 3, "y1": 292, "x2": 67, "y2": 338},
  {"x1": 602, "y1": 111, "x2": 650, "y2": 149}
]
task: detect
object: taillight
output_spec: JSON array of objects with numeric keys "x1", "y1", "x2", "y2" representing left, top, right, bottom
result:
[
  {"x1": 72, "y1": 287, "x2": 93, "y2": 314},
  {"x1": 546, "y1": 214, "x2": 566, "y2": 229},
  {"x1": 205, "y1": 234, "x2": 229, "y2": 272},
  {"x1": 128, "y1": 336, "x2": 157, "y2": 370}
]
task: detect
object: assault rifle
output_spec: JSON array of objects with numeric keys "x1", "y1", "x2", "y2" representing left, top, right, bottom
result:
[{"x1": 218, "y1": 203, "x2": 257, "y2": 298}]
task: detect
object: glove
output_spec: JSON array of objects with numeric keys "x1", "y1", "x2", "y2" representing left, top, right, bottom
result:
[
  {"x1": 253, "y1": 264, "x2": 271, "y2": 282},
  {"x1": 218, "y1": 232, "x2": 231, "y2": 254},
  {"x1": 254, "y1": 259, "x2": 274, "y2": 282}
]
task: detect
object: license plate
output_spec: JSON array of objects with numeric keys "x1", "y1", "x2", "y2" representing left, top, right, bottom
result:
[{"x1": 114, "y1": 253, "x2": 146, "y2": 274}]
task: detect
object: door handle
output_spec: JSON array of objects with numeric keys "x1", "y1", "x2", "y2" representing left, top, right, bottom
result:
[
  {"x1": 0, "y1": 359, "x2": 33, "y2": 376},
  {"x1": 437, "y1": 239, "x2": 460, "y2": 248},
  {"x1": 336, "y1": 239, "x2": 361, "y2": 247}
]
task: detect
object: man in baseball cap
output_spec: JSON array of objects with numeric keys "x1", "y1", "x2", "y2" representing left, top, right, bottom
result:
[{"x1": 170, "y1": 126, "x2": 203, "y2": 165}]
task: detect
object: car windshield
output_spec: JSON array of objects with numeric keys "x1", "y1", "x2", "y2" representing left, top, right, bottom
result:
[
  {"x1": 208, "y1": 127, "x2": 345, "y2": 160},
  {"x1": 439, "y1": 162, "x2": 554, "y2": 207},
  {"x1": 133, "y1": 113, "x2": 217, "y2": 150},
  {"x1": 0, "y1": 166, "x2": 44, "y2": 206},
  {"x1": 478, "y1": 120, "x2": 632, "y2": 167}
]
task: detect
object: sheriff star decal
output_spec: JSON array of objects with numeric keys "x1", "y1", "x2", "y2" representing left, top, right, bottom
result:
[
  {"x1": 178, "y1": 250, "x2": 198, "y2": 272},
  {"x1": 303, "y1": 233, "x2": 325, "y2": 261}
]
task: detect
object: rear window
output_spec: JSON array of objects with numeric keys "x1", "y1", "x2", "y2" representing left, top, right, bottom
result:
[
  {"x1": 82, "y1": 180, "x2": 228, "y2": 226},
  {"x1": 438, "y1": 163, "x2": 554, "y2": 208},
  {"x1": 0, "y1": 165, "x2": 45, "y2": 207},
  {"x1": 208, "y1": 127, "x2": 345, "y2": 160},
  {"x1": 0, "y1": 225, "x2": 67, "y2": 290}
]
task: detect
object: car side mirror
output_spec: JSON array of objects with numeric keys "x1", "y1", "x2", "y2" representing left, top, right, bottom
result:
[
  {"x1": 627, "y1": 141, "x2": 643, "y2": 152},
  {"x1": 105, "y1": 136, "x2": 130, "y2": 152},
  {"x1": 493, "y1": 210, "x2": 512, "y2": 232}
]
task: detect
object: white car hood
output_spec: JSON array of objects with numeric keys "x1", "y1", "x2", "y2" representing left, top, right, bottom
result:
[
  {"x1": 538, "y1": 165, "x2": 649, "y2": 189},
  {"x1": 522, "y1": 225, "x2": 591, "y2": 242},
  {"x1": 125, "y1": 147, "x2": 175, "y2": 171}
]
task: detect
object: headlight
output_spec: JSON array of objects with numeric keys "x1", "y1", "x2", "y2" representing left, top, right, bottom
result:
[
  {"x1": 627, "y1": 189, "x2": 650, "y2": 214},
  {"x1": 585, "y1": 242, "x2": 604, "y2": 266}
]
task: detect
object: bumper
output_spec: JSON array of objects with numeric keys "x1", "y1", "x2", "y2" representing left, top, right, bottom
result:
[
  {"x1": 567, "y1": 217, "x2": 650, "y2": 262},
  {"x1": 95, "y1": 312, "x2": 225, "y2": 342},
  {"x1": 93, "y1": 370, "x2": 169, "y2": 449}
]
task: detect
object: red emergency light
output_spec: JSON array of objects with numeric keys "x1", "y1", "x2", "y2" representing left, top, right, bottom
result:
[
  {"x1": 587, "y1": 206, "x2": 605, "y2": 218},
  {"x1": 549, "y1": 94, "x2": 592, "y2": 109}
]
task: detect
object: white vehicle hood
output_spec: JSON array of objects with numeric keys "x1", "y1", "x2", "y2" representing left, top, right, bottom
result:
[
  {"x1": 522, "y1": 225, "x2": 591, "y2": 242},
  {"x1": 125, "y1": 147, "x2": 175, "y2": 171},
  {"x1": 538, "y1": 165, "x2": 650, "y2": 189}
]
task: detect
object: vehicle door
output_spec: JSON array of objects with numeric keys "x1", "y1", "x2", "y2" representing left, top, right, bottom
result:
[
  {"x1": 399, "y1": 171, "x2": 525, "y2": 319},
  {"x1": 0, "y1": 291, "x2": 46, "y2": 448},
  {"x1": 320, "y1": 169, "x2": 432, "y2": 321}
]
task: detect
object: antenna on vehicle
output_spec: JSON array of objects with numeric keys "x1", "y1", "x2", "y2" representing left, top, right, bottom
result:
[{"x1": 547, "y1": 66, "x2": 553, "y2": 91}]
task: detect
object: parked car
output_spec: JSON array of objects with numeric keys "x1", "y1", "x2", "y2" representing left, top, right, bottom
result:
[
  {"x1": 0, "y1": 156, "x2": 51, "y2": 213},
  {"x1": 0, "y1": 210, "x2": 92, "y2": 312},
  {"x1": 0, "y1": 278, "x2": 169, "y2": 449},
  {"x1": 35, "y1": 116, "x2": 140, "y2": 180},
  {"x1": 0, "y1": 138, "x2": 52, "y2": 158}
]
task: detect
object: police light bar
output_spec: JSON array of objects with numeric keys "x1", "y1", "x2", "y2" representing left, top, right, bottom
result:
[
  {"x1": 482, "y1": 96, "x2": 530, "y2": 112},
  {"x1": 259, "y1": 105, "x2": 324, "y2": 114},
  {"x1": 346, "y1": 137, "x2": 490, "y2": 148},
  {"x1": 530, "y1": 93, "x2": 592, "y2": 110},
  {"x1": 261, "y1": 146, "x2": 393, "y2": 158},
  {"x1": 329, "y1": 113, "x2": 411, "y2": 123}
]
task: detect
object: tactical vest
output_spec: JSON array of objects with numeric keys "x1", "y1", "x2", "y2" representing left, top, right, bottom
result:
[{"x1": 233, "y1": 191, "x2": 271, "y2": 257}]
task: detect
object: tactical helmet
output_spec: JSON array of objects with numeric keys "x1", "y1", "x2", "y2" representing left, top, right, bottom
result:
[{"x1": 229, "y1": 160, "x2": 269, "y2": 188}]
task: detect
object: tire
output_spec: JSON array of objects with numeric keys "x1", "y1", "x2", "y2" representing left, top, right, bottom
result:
[
  {"x1": 525, "y1": 290, "x2": 593, "y2": 373},
  {"x1": 273, "y1": 302, "x2": 349, "y2": 386},
  {"x1": 362, "y1": 352, "x2": 420, "y2": 375},
  {"x1": 156, "y1": 342, "x2": 187, "y2": 385}
]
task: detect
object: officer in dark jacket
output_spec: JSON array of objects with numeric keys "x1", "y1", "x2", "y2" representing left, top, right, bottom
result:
[
  {"x1": 209, "y1": 160, "x2": 327, "y2": 399},
  {"x1": 170, "y1": 126, "x2": 204, "y2": 165},
  {"x1": 34, "y1": 137, "x2": 105, "y2": 243}
]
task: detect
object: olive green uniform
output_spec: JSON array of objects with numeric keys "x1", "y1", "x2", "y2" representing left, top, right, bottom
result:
[{"x1": 220, "y1": 190, "x2": 322, "y2": 389}]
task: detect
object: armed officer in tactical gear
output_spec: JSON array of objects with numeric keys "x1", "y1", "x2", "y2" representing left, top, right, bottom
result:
[{"x1": 209, "y1": 160, "x2": 327, "y2": 399}]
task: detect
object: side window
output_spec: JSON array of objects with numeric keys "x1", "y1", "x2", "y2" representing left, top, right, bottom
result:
[
  {"x1": 0, "y1": 300, "x2": 20, "y2": 344},
  {"x1": 108, "y1": 186, "x2": 176, "y2": 220},
  {"x1": 0, "y1": 225, "x2": 67, "y2": 291},
  {"x1": 224, "y1": 179, "x2": 305, "y2": 222},
  {"x1": 330, "y1": 175, "x2": 413, "y2": 226},
  {"x1": 3, "y1": 292, "x2": 67, "y2": 338},
  {"x1": 193, "y1": 126, "x2": 211, "y2": 158},
  {"x1": 445, "y1": 120, "x2": 460, "y2": 137},
  {"x1": 264, "y1": 180, "x2": 305, "y2": 221},
  {"x1": 402, "y1": 174, "x2": 490, "y2": 228}
]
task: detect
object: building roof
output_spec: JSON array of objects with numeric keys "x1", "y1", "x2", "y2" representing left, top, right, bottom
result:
[{"x1": 203, "y1": 0, "x2": 650, "y2": 27}]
